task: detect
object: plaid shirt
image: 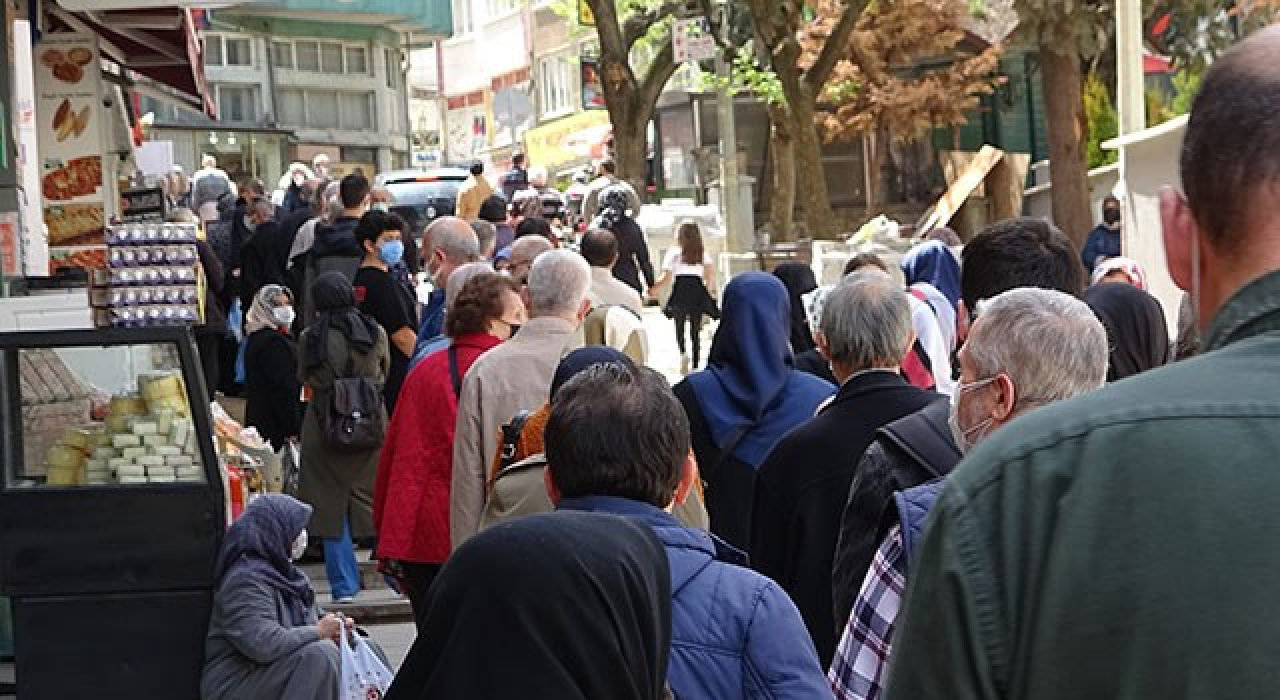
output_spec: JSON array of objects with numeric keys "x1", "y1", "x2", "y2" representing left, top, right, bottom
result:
[{"x1": 829, "y1": 526, "x2": 907, "y2": 700}]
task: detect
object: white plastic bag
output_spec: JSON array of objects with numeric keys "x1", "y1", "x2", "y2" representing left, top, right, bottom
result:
[{"x1": 340, "y1": 630, "x2": 393, "y2": 700}]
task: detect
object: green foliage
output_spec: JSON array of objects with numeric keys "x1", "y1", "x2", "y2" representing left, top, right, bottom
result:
[
  {"x1": 1083, "y1": 71, "x2": 1118, "y2": 169},
  {"x1": 702, "y1": 45, "x2": 786, "y2": 105},
  {"x1": 1014, "y1": 0, "x2": 1112, "y2": 58},
  {"x1": 1169, "y1": 66, "x2": 1201, "y2": 115}
]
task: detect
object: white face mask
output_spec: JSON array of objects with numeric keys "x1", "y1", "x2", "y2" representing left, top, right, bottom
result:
[
  {"x1": 371, "y1": 202, "x2": 390, "y2": 212},
  {"x1": 272, "y1": 306, "x2": 296, "y2": 328},
  {"x1": 948, "y1": 377, "x2": 997, "y2": 454},
  {"x1": 290, "y1": 529, "x2": 308, "y2": 561}
]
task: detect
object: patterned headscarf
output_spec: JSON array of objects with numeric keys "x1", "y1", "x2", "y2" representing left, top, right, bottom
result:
[
  {"x1": 594, "y1": 185, "x2": 632, "y2": 230},
  {"x1": 245, "y1": 284, "x2": 292, "y2": 335}
]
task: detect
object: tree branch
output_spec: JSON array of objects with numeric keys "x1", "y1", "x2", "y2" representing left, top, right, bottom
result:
[
  {"x1": 804, "y1": 0, "x2": 868, "y2": 91},
  {"x1": 623, "y1": 0, "x2": 687, "y2": 48},
  {"x1": 638, "y1": 36, "x2": 679, "y2": 110},
  {"x1": 590, "y1": 0, "x2": 627, "y2": 61}
]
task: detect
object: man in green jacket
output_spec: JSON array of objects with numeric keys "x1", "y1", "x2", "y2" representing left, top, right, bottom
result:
[{"x1": 888, "y1": 27, "x2": 1280, "y2": 700}]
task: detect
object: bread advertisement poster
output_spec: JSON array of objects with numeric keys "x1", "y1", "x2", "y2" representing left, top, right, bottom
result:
[{"x1": 36, "y1": 33, "x2": 105, "y2": 269}]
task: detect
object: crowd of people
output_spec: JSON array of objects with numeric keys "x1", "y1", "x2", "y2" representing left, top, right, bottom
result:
[{"x1": 194, "y1": 30, "x2": 1280, "y2": 700}]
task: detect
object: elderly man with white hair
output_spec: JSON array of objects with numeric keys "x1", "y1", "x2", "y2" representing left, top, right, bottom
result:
[
  {"x1": 828, "y1": 287, "x2": 1108, "y2": 700},
  {"x1": 415, "y1": 217, "x2": 481, "y2": 353},
  {"x1": 450, "y1": 249, "x2": 592, "y2": 547},
  {"x1": 750, "y1": 270, "x2": 942, "y2": 667}
]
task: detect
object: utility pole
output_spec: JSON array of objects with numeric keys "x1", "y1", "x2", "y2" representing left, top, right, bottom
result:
[
  {"x1": 1116, "y1": 0, "x2": 1146, "y2": 135},
  {"x1": 715, "y1": 1, "x2": 745, "y2": 252}
]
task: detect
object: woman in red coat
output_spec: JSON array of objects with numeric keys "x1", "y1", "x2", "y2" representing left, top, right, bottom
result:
[{"x1": 373, "y1": 272, "x2": 526, "y2": 626}]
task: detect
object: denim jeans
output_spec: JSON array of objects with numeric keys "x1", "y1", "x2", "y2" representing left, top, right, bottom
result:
[{"x1": 323, "y1": 518, "x2": 361, "y2": 599}]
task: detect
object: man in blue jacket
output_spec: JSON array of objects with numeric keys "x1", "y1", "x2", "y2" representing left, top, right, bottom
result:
[
  {"x1": 546, "y1": 362, "x2": 831, "y2": 700},
  {"x1": 1080, "y1": 194, "x2": 1122, "y2": 272}
]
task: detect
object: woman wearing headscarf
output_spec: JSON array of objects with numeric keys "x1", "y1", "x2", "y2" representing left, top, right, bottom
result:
[
  {"x1": 1090, "y1": 256, "x2": 1148, "y2": 290},
  {"x1": 591, "y1": 185, "x2": 655, "y2": 294},
  {"x1": 1085, "y1": 282, "x2": 1170, "y2": 382},
  {"x1": 297, "y1": 272, "x2": 389, "y2": 603},
  {"x1": 772, "y1": 262, "x2": 818, "y2": 354},
  {"x1": 374, "y1": 272, "x2": 525, "y2": 629},
  {"x1": 673, "y1": 273, "x2": 835, "y2": 550},
  {"x1": 201, "y1": 494, "x2": 350, "y2": 700},
  {"x1": 385, "y1": 511, "x2": 672, "y2": 700},
  {"x1": 243, "y1": 285, "x2": 302, "y2": 451},
  {"x1": 901, "y1": 239, "x2": 962, "y2": 310}
]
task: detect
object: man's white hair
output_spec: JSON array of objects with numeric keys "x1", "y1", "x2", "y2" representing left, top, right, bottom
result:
[
  {"x1": 527, "y1": 249, "x2": 591, "y2": 317},
  {"x1": 970, "y1": 287, "x2": 1109, "y2": 405},
  {"x1": 529, "y1": 166, "x2": 549, "y2": 187}
]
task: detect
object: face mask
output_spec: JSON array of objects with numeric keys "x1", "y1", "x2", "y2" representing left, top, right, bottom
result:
[
  {"x1": 292, "y1": 174, "x2": 305, "y2": 188},
  {"x1": 1104, "y1": 208, "x2": 1121, "y2": 226},
  {"x1": 378, "y1": 240, "x2": 405, "y2": 267},
  {"x1": 948, "y1": 377, "x2": 997, "y2": 454},
  {"x1": 272, "y1": 306, "x2": 296, "y2": 328},
  {"x1": 290, "y1": 529, "x2": 308, "y2": 561},
  {"x1": 371, "y1": 202, "x2": 390, "y2": 212},
  {"x1": 243, "y1": 215, "x2": 256, "y2": 232}
]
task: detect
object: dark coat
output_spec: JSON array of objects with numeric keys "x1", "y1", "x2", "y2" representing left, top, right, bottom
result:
[
  {"x1": 243, "y1": 329, "x2": 303, "y2": 451},
  {"x1": 750, "y1": 371, "x2": 938, "y2": 666},
  {"x1": 608, "y1": 217, "x2": 655, "y2": 293},
  {"x1": 830, "y1": 397, "x2": 959, "y2": 632},
  {"x1": 240, "y1": 221, "x2": 287, "y2": 312}
]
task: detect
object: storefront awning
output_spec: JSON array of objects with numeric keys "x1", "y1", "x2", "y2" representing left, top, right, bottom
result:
[{"x1": 47, "y1": 5, "x2": 215, "y2": 117}]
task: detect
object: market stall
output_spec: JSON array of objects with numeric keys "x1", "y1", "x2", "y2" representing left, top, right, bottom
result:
[{"x1": 0, "y1": 324, "x2": 282, "y2": 698}]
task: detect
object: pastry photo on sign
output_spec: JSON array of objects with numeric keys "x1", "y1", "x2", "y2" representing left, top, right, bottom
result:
[
  {"x1": 52, "y1": 99, "x2": 91, "y2": 143},
  {"x1": 42, "y1": 45, "x2": 92, "y2": 85}
]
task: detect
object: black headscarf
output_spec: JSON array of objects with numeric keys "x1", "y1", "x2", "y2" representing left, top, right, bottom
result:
[
  {"x1": 305, "y1": 271, "x2": 379, "y2": 370},
  {"x1": 213, "y1": 494, "x2": 315, "y2": 626},
  {"x1": 1085, "y1": 282, "x2": 1170, "y2": 382},
  {"x1": 772, "y1": 262, "x2": 818, "y2": 354},
  {"x1": 386, "y1": 512, "x2": 672, "y2": 700}
]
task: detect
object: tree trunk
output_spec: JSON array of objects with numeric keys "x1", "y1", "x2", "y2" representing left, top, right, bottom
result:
[
  {"x1": 1040, "y1": 44, "x2": 1092, "y2": 253},
  {"x1": 774, "y1": 54, "x2": 839, "y2": 239},
  {"x1": 610, "y1": 97, "x2": 650, "y2": 200},
  {"x1": 767, "y1": 104, "x2": 796, "y2": 241}
]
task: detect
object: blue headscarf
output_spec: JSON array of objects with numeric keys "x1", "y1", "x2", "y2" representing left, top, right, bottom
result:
[
  {"x1": 901, "y1": 240, "x2": 962, "y2": 309},
  {"x1": 686, "y1": 273, "x2": 834, "y2": 468},
  {"x1": 214, "y1": 494, "x2": 315, "y2": 626}
]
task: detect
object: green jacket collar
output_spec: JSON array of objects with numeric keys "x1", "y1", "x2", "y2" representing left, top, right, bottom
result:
[{"x1": 1204, "y1": 269, "x2": 1280, "y2": 352}]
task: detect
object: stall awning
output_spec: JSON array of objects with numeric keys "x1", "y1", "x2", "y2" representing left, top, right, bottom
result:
[{"x1": 47, "y1": 5, "x2": 215, "y2": 117}]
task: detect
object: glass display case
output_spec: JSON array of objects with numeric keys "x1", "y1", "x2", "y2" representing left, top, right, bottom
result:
[
  {"x1": 0, "y1": 327, "x2": 225, "y2": 700},
  {"x1": 3, "y1": 334, "x2": 206, "y2": 489}
]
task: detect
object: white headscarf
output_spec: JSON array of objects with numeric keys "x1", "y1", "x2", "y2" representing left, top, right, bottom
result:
[{"x1": 246, "y1": 284, "x2": 292, "y2": 335}]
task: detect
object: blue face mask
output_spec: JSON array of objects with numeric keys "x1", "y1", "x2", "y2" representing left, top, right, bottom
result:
[{"x1": 378, "y1": 240, "x2": 405, "y2": 267}]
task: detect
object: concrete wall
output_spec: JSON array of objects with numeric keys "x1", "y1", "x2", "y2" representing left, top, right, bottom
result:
[{"x1": 1024, "y1": 163, "x2": 1121, "y2": 232}]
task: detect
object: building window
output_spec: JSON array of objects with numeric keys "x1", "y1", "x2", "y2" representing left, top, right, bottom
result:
[
  {"x1": 385, "y1": 49, "x2": 400, "y2": 89},
  {"x1": 275, "y1": 89, "x2": 378, "y2": 131},
  {"x1": 452, "y1": 0, "x2": 473, "y2": 33},
  {"x1": 205, "y1": 36, "x2": 222, "y2": 66},
  {"x1": 320, "y1": 42, "x2": 344, "y2": 74},
  {"x1": 225, "y1": 38, "x2": 252, "y2": 66},
  {"x1": 538, "y1": 53, "x2": 575, "y2": 117},
  {"x1": 345, "y1": 46, "x2": 368, "y2": 74},
  {"x1": 486, "y1": 0, "x2": 518, "y2": 18},
  {"x1": 295, "y1": 41, "x2": 320, "y2": 72},
  {"x1": 278, "y1": 88, "x2": 305, "y2": 125},
  {"x1": 217, "y1": 85, "x2": 260, "y2": 122},
  {"x1": 271, "y1": 41, "x2": 293, "y2": 69},
  {"x1": 339, "y1": 92, "x2": 375, "y2": 130}
]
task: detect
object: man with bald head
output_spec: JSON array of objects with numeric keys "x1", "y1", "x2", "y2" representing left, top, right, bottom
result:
[
  {"x1": 415, "y1": 217, "x2": 480, "y2": 355},
  {"x1": 888, "y1": 29, "x2": 1280, "y2": 699}
]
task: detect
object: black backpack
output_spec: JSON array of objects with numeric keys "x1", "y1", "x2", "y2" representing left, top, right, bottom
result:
[{"x1": 319, "y1": 350, "x2": 387, "y2": 453}]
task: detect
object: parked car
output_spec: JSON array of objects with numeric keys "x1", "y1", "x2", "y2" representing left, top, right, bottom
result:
[{"x1": 375, "y1": 167, "x2": 470, "y2": 236}]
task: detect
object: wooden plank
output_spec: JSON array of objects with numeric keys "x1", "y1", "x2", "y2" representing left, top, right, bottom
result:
[{"x1": 917, "y1": 145, "x2": 1004, "y2": 234}]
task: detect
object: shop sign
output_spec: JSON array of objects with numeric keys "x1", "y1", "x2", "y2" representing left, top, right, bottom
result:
[
  {"x1": 578, "y1": 0, "x2": 595, "y2": 26},
  {"x1": 35, "y1": 33, "x2": 107, "y2": 273},
  {"x1": 524, "y1": 110, "x2": 612, "y2": 171},
  {"x1": 120, "y1": 187, "x2": 165, "y2": 223},
  {"x1": 0, "y1": 212, "x2": 21, "y2": 278}
]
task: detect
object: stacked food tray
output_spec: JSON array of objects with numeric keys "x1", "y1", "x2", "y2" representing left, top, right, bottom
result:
[{"x1": 90, "y1": 222, "x2": 204, "y2": 328}]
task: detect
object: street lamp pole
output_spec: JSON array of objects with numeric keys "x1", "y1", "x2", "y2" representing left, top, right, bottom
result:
[
  {"x1": 1116, "y1": 0, "x2": 1146, "y2": 135},
  {"x1": 714, "y1": 0, "x2": 744, "y2": 252}
]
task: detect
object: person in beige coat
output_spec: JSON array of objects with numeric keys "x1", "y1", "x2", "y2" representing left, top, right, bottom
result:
[
  {"x1": 297, "y1": 272, "x2": 389, "y2": 602},
  {"x1": 450, "y1": 249, "x2": 591, "y2": 547},
  {"x1": 454, "y1": 162, "x2": 494, "y2": 221}
]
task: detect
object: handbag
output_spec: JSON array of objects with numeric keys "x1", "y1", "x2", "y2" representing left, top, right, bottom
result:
[{"x1": 339, "y1": 628, "x2": 393, "y2": 699}]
